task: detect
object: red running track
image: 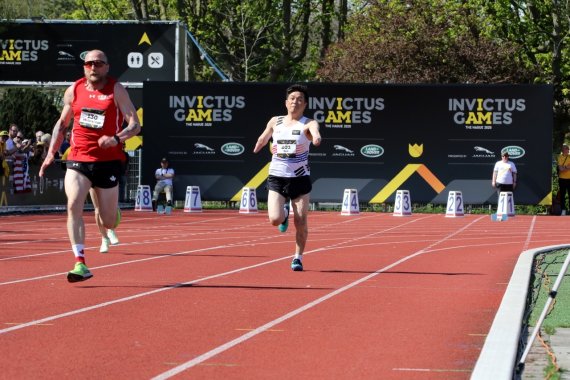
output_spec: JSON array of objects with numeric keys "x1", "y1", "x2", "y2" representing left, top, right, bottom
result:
[{"x1": 0, "y1": 210, "x2": 564, "y2": 379}]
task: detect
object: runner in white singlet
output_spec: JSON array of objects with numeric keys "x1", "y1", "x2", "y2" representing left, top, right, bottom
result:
[{"x1": 253, "y1": 84, "x2": 322, "y2": 272}]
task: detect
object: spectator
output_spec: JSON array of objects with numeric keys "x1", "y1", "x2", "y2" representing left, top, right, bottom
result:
[
  {"x1": 35, "y1": 130, "x2": 44, "y2": 144},
  {"x1": 11, "y1": 134, "x2": 32, "y2": 193},
  {"x1": 4, "y1": 124, "x2": 19, "y2": 160},
  {"x1": 492, "y1": 151, "x2": 517, "y2": 193},
  {"x1": 557, "y1": 144, "x2": 570, "y2": 215},
  {"x1": 152, "y1": 157, "x2": 174, "y2": 211},
  {"x1": 0, "y1": 130, "x2": 7, "y2": 158},
  {"x1": 15, "y1": 131, "x2": 33, "y2": 154},
  {"x1": 59, "y1": 130, "x2": 71, "y2": 157},
  {"x1": 29, "y1": 141, "x2": 47, "y2": 166},
  {"x1": 0, "y1": 130, "x2": 9, "y2": 177}
]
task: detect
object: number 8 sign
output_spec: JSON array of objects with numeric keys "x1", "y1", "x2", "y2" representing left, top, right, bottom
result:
[{"x1": 135, "y1": 185, "x2": 153, "y2": 211}]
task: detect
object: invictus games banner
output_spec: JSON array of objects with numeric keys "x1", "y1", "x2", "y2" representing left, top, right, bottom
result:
[
  {"x1": 142, "y1": 82, "x2": 553, "y2": 205},
  {"x1": 0, "y1": 21, "x2": 183, "y2": 83}
]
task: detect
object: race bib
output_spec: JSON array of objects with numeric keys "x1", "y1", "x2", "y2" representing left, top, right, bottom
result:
[
  {"x1": 79, "y1": 108, "x2": 105, "y2": 129},
  {"x1": 276, "y1": 140, "x2": 296, "y2": 157}
]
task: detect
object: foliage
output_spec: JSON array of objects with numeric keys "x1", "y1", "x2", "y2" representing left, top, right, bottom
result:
[
  {"x1": 318, "y1": 0, "x2": 570, "y2": 151},
  {"x1": 179, "y1": 0, "x2": 344, "y2": 82},
  {"x1": 469, "y1": 0, "x2": 570, "y2": 150},
  {"x1": 0, "y1": 88, "x2": 61, "y2": 138},
  {"x1": 317, "y1": 0, "x2": 539, "y2": 84},
  {"x1": 2, "y1": 0, "x2": 569, "y2": 147},
  {"x1": 0, "y1": 0, "x2": 75, "y2": 20}
]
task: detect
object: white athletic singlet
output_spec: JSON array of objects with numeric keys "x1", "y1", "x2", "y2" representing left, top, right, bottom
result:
[{"x1": 269, "y1": 116, "x2": 311, "y2": 178}]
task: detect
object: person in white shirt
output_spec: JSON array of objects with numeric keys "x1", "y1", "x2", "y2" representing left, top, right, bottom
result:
[
  {"x1": 253, "y1": 84, "x2": 322, "y2": 272},
  {"x1": 152, "y1": 157, "x2": 175, "y2": 211},
  {"x1": 492, "y1": 151, "x2": 517, "y2": 192}
]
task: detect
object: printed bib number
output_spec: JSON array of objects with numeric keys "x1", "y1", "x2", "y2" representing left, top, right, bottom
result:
[
  {"x1": 276, "y1": 140, "x2": 296, "y2": 157},
  {"x1": 79, "y1": 108, "x2": 105, "y2": 129}
]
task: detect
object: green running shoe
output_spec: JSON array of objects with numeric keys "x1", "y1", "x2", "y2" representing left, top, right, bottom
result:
[
  {"x1": 278, "y1": 202, "x2": 290, "y2": 233},
  {"x1": 114, "y1": 208, "x2": 121, "y2": 229},
  {"x1": 67, "y1": 262, "x2": 93, "y2": 283}
]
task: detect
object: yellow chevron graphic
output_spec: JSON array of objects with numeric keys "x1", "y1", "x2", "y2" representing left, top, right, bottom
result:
[
  {"x1": 125, "y1": 107, "x2": 144, "y2": 151},
  {"x1": 230, "y1": 162, "x2": 270, "y2": 202},
  {"x1": 369, "y1": 164, "x2": 445, "y2": 204},
  {"x1": 539, "y1": 192, "x2": 552, "y2": 206}
]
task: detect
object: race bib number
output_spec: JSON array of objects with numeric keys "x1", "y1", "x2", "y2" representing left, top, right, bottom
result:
[
  {"x1": 79, "y1": 108, "x2": 105, "y2": 129},
  {"x1": 276, "y1": 139, "x2": 296, "y2": 158}
]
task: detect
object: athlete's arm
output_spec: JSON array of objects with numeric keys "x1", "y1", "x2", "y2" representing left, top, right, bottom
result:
[
  {"x1": 306, "y1": 120, "x2": 322, "y2": 147},
  {"x1": 98, "y1": 82, "x2": 141, "y2": 149},
  {"x1": 253, "y1": 117, "x2": 276, "y2": 153},
  {"x1": 40, "y1": 84, "x2": 74, "y2": 177}
]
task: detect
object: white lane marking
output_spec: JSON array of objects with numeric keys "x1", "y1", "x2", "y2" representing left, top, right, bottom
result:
[{"x1": 151, "y1": 216, "x2": 483, "y2": 379}]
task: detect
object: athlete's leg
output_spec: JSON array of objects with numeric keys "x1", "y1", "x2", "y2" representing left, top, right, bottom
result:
[
  {"x1": 291, "y1": 193, "x2": 310, "y2": 255},
  {"x1": 267, "y1": 189, "x2": 287, "y2": 226},
  {"x1": 89, "y1": 188, "x2": 107, "y2": 237},
  {"x1": 65, "y1": 169, "x2": 92, "y2": 246},
  {"x1": 91, "y1": 185, "x2": 120, "y2": 229}
]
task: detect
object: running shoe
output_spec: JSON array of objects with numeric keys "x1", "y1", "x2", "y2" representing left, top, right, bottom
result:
[
  {"x1": 278, "y1": 202, "x2": 290, "y2": 233},
  {"x1": 291, "y1": 258, "x2": 303, "y2": 271},
  {"x1": 108, "y1": 229, "x2": 119, "y2": 245},
  {"x1": 67, "y1": 262, "x2": 93, "y2": 283},
  {"x1": 114, "y1": 208, "x2": 121, "y2": 229},
  {"x1": 100, "y1": 237, "x2": 110, "y2": 253}
]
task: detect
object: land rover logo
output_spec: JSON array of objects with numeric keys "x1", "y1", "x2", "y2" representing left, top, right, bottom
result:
[
  {"x1": 501, "y1": 146, "x2": 525, "y2": 159},
  {"x1": 360, "y1": 144, "x2": 384, "y2": 158},
  {"x1": 221, "y1": 142, "x2": 245, "y2": 156}
]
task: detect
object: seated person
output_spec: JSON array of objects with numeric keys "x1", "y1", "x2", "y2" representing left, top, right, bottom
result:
[{"x1": 152, "y1": 157, "x2": 175, "y2": 211}]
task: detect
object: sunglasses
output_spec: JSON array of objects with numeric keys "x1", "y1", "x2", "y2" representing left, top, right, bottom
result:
[{"x1": 84, "y1": 60, "x2": 107, "y2": 68}]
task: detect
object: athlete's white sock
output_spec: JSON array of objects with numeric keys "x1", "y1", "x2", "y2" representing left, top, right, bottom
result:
[{"x1": 72, "y1": 244, "x2": 85, "y2": 258}]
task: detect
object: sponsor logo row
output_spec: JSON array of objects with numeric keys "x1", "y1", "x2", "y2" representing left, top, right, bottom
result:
[
  {"x1": 448, "y1": 145, "x2": 525, "y2": 159},
  {"x1": 177, "y1": 142, "x2": 525, "y2": 160},
  {"x1": 176, "y1": 142, "x2": 387, "y2": 159}
]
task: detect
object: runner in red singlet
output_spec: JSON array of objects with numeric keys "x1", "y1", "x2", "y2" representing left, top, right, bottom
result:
[{"x1": 40, "y1": 49, "x2": 141, "y2": 282}]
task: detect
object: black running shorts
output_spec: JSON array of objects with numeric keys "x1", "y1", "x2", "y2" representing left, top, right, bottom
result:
[
  {"x1": 267, "y1": 175, "x2": 312, "y2": 200},
  {"x1": 66, "y1": 160, "x2": 121, "y2": 189}
]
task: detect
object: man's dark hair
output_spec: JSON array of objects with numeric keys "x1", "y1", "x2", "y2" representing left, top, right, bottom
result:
[{"x1": 286, "y1": 84, "x2": 308, "y2": 100}]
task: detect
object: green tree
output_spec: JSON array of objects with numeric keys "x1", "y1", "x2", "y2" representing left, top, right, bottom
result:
[
  {"x1": 318, "y1": 0, "x2": 569, "y2": 150},
  {"x1": 0, "y1": 0, "x2": 77, "y2": 20},
  {"x1": 179, "y1": 0, "x2": 348, "y2": 81},
  {"x1": 317, "y1": 1, "x2": 537, "y2": 83},
  {"x1": 0, "y1": 88, "x2": 61, "y2": 138},
  {"x1": 471, "y1": 0, "x2": 570, "y2": 149}
]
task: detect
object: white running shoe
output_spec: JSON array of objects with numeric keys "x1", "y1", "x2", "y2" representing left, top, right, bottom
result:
[
  {"x1": 100, "y1": 237, "x2": 110, "y2": 253},
  {"x1": 107, "y1": 230, "x2": 119, "y2": 245}
]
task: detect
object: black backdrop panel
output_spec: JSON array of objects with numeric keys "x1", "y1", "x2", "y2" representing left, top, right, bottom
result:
[
  {"x1": 142, "y1": 82, "x2": 553, "y2": 205},
  {"x1": 0, "y1": 21, "x2": 179, "y2": 82}
]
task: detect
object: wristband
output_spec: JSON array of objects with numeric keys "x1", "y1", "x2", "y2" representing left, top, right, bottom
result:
[{"x1": 113, "y1": 135, "x2": 121, "y2": 144}]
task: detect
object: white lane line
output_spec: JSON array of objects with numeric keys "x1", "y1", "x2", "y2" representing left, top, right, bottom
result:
[
  {"x1": 0, "y1": 215, "x2": 433, "y2": 330},
  {"x1": 0, "y1": 253, "x2": 291, "y2": 336},
  {"x1": 150, "y1": 216, "x2": 484, "y2": 379},
  {"x1": 0, "y1": 213, "x2": 385, "y2": 285},
  {"x1": 522, "y1": 215, "x2": 536, "y2": 251}
]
